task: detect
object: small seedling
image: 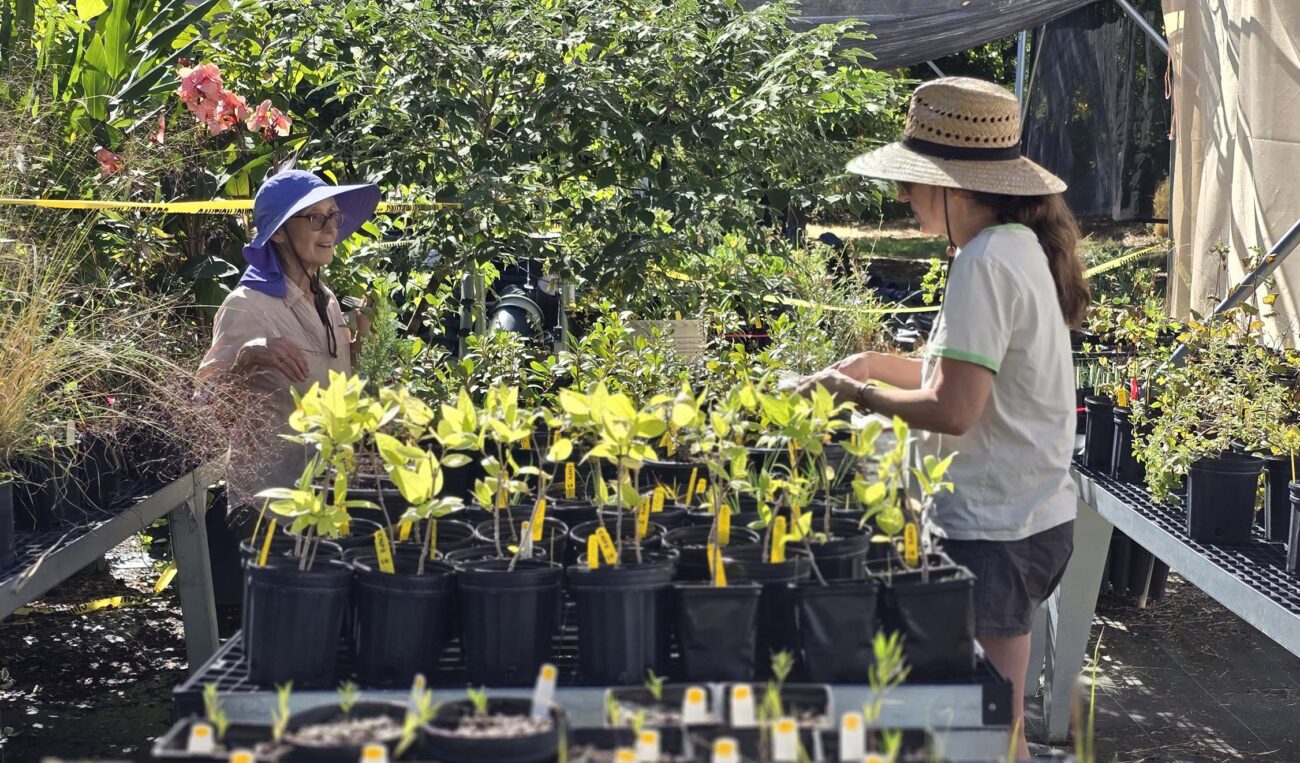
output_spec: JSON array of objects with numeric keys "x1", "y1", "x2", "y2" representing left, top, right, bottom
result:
[
  {"x1": 760, "y1": 651, "x2": 795, "y2": 723},
  {"x1": 467, "y1": 686, "x2": 489, "y2": 716},
  {"x1": 271, "y1": 682, "x2": 293, "y2": 742},
  {"x1": 644, "y1": 669, "x2": 664, "y2": 703},
  {"x1": 202, "y1": 683, "x2": 229, "y2": 742},
  {"x1": 605, "y1": 692, "x2": 623, "y2": 727},
  {"x1": 338, "y1": 680, "x2": 361, "y2": 715},
  {"x1": 397, "y1": 689, "x2": 438, "y2": 757}
]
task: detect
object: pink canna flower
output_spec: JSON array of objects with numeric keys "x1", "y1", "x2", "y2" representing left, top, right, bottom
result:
[
  {"x1": 150, "y1": 113, "x2": 166, "y2": 145},
  {"x1": 205, "y1": 90, "x2": 250, "y2": 136},
  {"x1": 247, "y1": 99, "x2": 292, "y2": 140},
  {"x1": 94, "y1": 146, "x2": 123, "y2": 177},
  {"x1": 268, "y1": 107, "x2": 291, "y2": 137},
  {"x1": 178, "y1": 64, "x2": 223, "y2": 105}
]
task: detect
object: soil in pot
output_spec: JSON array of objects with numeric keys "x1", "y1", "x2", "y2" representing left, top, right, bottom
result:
[
  {"x1": 0, "y1": 477, "x2": 14, "y2": 570},
  {"x1": 457, "y1": 559, "x2": 563, "y2": 686},
  {"x1": 282, "y1": 701, "x2": 408, "y2": 762},
  {"x1": 352, "y1": 551, "x2": 456, "y2": 687},
  {"x1": 606, "y1": 686, "x2": 718, "y2": 727},
  {"x1": 474, "y1": 513, "x2": 570, "y2": 564},
  {"x1": 674, "y1": 582, "x2": 762, "y2": 681},
  {"x1": 1110, "y1": 407, "x2": 1146, "y2": 484},
  {"x1": 795, "y1": 579, "x2": 881, "y2": 682},
  {"x1": 1187, "y1": 453, "x2": 1263, "y2": 545},
  {"x1": 872, "y1": 554, "x2": 975, "y2": 681},
  {"x1": 1082, "y1": 396, "x2": 1115, "y2": 471},
  {"x1": 421, "y1": 697, "x2": 559, "y2": 763},
  {"x1": 152, "y1": 718, "x2": 275, "y2": 762},
  {"x1": 568, "y1": 550, "x2": 677, "y2": 685},
  {"x1": 244, "y1": 549, "x2": 352, "y2": 687},
  {"x1": 724, "y1": 545, "x2": 812, "y2": 679},
  {"x1": 661, "y1": 525, "x2": 760, "y2": 581}
]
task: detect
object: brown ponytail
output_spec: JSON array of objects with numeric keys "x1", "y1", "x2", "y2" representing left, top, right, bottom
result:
[{"x1": 970, "y1": 192, "x2": 1090, "y2": 328}]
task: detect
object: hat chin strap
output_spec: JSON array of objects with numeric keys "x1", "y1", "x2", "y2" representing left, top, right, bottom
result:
[
  {"x1": 943, "y1": 188, "x2": 957, "y2": 257},
  {"x1": 279, "y1": 238, "x2": 339, "y2": 359}
]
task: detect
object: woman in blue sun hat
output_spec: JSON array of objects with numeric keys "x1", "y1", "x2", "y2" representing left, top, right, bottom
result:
[{"x1": 198, "y1": 169, "x2": 381, "y2": 508}]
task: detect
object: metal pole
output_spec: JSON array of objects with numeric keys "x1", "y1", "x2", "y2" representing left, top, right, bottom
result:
[
  {"x1": 925, "y1": 61, "x2": 946, "y2": 78},
  {"x1": 1015, "y1": 31, "x2": 1029, "y2": 103},
  {"x1": 1168, "y1": 217, "x2": 1300, "y2": 365},
  {"x1": 1114, "y1": 0, "x2": 1169, "y2": 55}
]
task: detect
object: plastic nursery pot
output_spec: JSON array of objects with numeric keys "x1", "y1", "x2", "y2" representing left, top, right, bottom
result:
[
  {"x1": 351, "y1": 550, "x2": 456, "y2": 688},
  {"x1": 661, "y1": 525, "x2": 761, "y2": 582},
  {"x1": 11, "y1": 450, "x2": 84, "y2": 531},
  {"x1": 0, "y1": 477, "x2": 14, "y2": 570},
  {"x1": 282, "y1": 701, "x2": 409, "y2": 763},
  {"x1": 541, "y1": 495, "x2": 600, "y2": 526},
  {"x1": 568, "y1": 520, "x2": 667, "y2": 566},
  {"x1": 806, "y1": 517, "x2": 875, "y2": 581},
  {"x1": 1186, "y1": 453, "x2": 1263, "y2": 545},
  {"x1": 674, "y1": 582, "x2": 762, "y2": 681},
  {"x1": 442, "y1": 544, "x2": 549, "y2": 566},
  {"x1": 720, "y1": 684, "x2": 832, "y2": 729},
  {"x1": 567, "y1": 550, "x2": 677, "y2": 685},
  {"x1": 683, "y1": 508, "x2": 763, "y2": 531},
  {"x1": 420, "y1": 697, "x2": 562, "y2": 763},
  {"x1": 566, "y1": 728, "x2": 690, "y2": 763},
  {"x1": 638, "y1": 459, "x2": 704, "y2": 494},
  {"x1": 473, "y1": 514, "x2": 571, "y2": 566},
  {"x1": 599, "y1": 505, "x2": 688, "y2": 530},
  {"x1": 1082, "y1": 396, "x2": 1115, "y2": 472},
  {"x1": 331, "y1": 517, "x2": 387, "y2": 555},
  {"x1": 604, "y1": 684, "x2": 718, "y2": 728},
  {"x1": 872, "y1": 554, "x2": 976, "y2": 682},
  {"x1": 244, "y1": 549, "x2": 352, "y2": 688},
  {"x1": 795, "y1": 578, "x2": 882, "y2": 683},
  {"x1": 724, "y1": 545, "x2": 812, "y2": 679},
  {"x1": 1110, "y1": 407, "x2": 1146, "y2": 484},
  {"x1": 151, "y1": 717, "x2": 274, "y2": 762},
  {"x1": 1288, "y1": 483, "x2": 1300, "y2": 575},
  {"x1": 77, "y1": 435, "x2": 121, "y2": 513},
  {"x1": 1262, "y1": 456, "x2": 1293, "y2": 542},
  {"x1": 693, "y1": 726, "x2": 823, "y2": 763},
  {"x1": 456, "y1": 559, "x2": 563, "y2": 686}
]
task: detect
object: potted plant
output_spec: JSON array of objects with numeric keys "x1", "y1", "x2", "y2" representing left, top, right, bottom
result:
[
  {"x1": 421, "y1": 686, "x2": 562, "y2": 763},
  {"x1": 280, "y1": 682, "x2": 413, "y2": 761},
  {"x1": 560, "y1": 383, "x2": 678, "y2": 685}
]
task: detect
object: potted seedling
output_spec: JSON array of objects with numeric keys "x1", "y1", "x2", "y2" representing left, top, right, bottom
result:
[
  {"x1": 561, "y1": 383, "x2": 678, "y2": 685},
  {"x1": 605, "y1": 670, "x2": 717, "y2": 728},
  {"x1": 282, "y1": 681, "x2": 411, "y2": 761},
  {"x1": 421, "y1": 686, "x2": 562, "y2": 763},
  {"x1": 152, "y1": 685, "x2": 274, "y2": 761},
  {"x1": 450, "y1": 385, "x2": 564, "y2": 686},
  {"x1": 700, "y1": 651, "x2": 832, "y2": 761}
]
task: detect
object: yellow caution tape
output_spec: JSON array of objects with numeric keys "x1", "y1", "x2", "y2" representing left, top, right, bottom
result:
[
  {"x1": 0, "y1": 197, "x2": 457, "y2": 213},
  {"x1": 13, "y1": 595, "x2": 151, "y2": 616},
  {"x1": 1083, "y1": 244, "x2": 1165, "y2": 278}
]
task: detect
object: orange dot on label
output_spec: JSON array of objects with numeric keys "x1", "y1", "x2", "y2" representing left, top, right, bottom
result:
[
  {"x1": 734, "y1": 685, "x2": 750, "y2": 699},
  {"x1": 716, "y1": 740, "x2": 736, "y2": 755},
  {"x1": 542, "y1": 665, "x2": 557, "y2": 680},
  {"x1": 777, "y1": 719, "x2": 796, "y2": 734},
  {"x1": 844, "y1": 714, "x2": 861, "y2": 730},
  {"x1": 616, "y1": 750, "x2": 637, "y2": 763},
  {"x1": 361, "y1": 746, "x2": 386, "y2": 761},
  {"x1": 230, "y1": 752, "x2": 254, "y2": 763},
  {"x1": 193, "y1": 726, "x2": 211, "y2": 737},
  {"x1": 640, "y1": 731, "x2": 658, "y2": 744},
  {"x1": 687, "y1": 688, "x2": 705, "y2": 703}
]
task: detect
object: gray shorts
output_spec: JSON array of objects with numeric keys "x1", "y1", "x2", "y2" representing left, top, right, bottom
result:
[{"x1": 941, "y1": 520, "x2": 1075, "y2": 638}]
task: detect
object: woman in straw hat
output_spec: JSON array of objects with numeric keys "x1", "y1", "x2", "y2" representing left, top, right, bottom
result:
[{"x1": 797, "y1": 77, "x2": 1087, "y2": 757}]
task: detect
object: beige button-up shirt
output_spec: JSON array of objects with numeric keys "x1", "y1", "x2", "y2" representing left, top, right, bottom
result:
[{"x1": 198, "y1": 280, "x2": 351, "y2": 508}]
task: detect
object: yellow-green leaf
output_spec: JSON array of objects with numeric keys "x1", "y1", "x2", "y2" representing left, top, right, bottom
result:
[{"x1": 77, "y1": 0, "x2": 108, "y2": 20}]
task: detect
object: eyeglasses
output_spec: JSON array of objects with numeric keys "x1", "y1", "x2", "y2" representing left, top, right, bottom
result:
[{"x1": 290, "y1": 210, "x2": 345, "y2": 231}]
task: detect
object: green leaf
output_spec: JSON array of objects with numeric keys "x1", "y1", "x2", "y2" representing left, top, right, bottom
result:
[{"x1": 77, "y1": 0, "x2": 107, "y2": 21}]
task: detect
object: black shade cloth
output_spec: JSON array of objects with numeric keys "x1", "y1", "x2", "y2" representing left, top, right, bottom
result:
[{"x1": 740, "y1": 0, "x2": 1099, "y2": 69}]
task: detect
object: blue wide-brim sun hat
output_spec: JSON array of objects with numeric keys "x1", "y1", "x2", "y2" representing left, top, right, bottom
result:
[{"x1": 240, "y1": 169, "x2": 381, "y2": 297}]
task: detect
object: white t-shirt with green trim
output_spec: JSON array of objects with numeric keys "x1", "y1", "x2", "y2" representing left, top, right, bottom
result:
[{"x1": 919, "y1": 223, "x2": 1077, "y2": 541}]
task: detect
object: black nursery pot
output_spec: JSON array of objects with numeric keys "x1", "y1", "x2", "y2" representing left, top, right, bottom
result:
[
  {"x1": 568, "y1": 520, "x2": 667, "y2": 566},
  {"x1": 567, "y1": 552, "x2": 677, "y2": 685},
  {"x1": 474, "y1": 514, "x2": 571, "y2": 566},
  {"x1": 11, "y1": 450, "x2": 84, "y2": 531},
  {"x1": 1186, "y1": 453, "x2": 1263, "y2": 545},
  {"x1": 873, "y1": 555, "x2": 976, "y2": 681},
  {"x1": 421, "y1": 697, "x2": 561, "y2": 763},
  {"x1": 152, "y1": 718, "x2": 274, "y2": 762},
  {"x1": 1287, "y1": 483, "x2": 1300, "y2": 575},
  {"x1": 0, "y1": 477, "x2": 14, "y2": 570},
  {"x1": 725, "y1": 545, "x2": 812, "y2": 678},
  {"x1": 1262, "y1": 456, "x2": 1293, "y2": 542},
  {"x1": 244, "y1": 552, "x2": 352, "y2": 688},
  {"x1": 1083, "y1": 397, "x2": 1115, "y2": 471},
  {"x1": 638, "y1": 459, "x2": 705, "y2": 494},
  {"x1": 599, "y1": 505, "x2": 688, "y2": 530},
  {"x1": 1110, "y1": 407, "x2": 1145, "y2": 484},
  {"x1": 661, "y1": 524, "x2": 760, "y2": 581},
  {"x1": 282, "y1": 701, "x2": 409, "y2": 763},
  {"x1": 674, "y1": 582, "x2": 762, "y2": 682},
  {"x1": 352, "y1": 551, "x2": 456, "y2": 688},
  {"x1": 457, "y1": 559, "x2": 563, "y2": 686},
  {"x1": 807, "y1": 517, "x2": 876, "y2": 581},
  {"x1": 795, "y1": 578, "x2": 882, "y2": 683}
]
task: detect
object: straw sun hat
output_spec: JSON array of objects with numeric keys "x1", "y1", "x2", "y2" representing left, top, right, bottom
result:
[{"x1": 847, "y1": 77, "x2": 1066, "y2": 196}]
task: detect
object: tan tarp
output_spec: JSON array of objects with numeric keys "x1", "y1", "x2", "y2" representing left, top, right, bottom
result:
[{"x1": 1164, "y1": 0, "x2": 1300, "y2": 337}]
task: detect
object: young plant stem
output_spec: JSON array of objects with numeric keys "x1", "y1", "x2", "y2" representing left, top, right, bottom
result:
[
  {"x1": 616, "y1": 461, "x2": 626, "y2": 565},
  {"x1": 493, "y1": 441, "x2": 504, "y2": 559},
  {"x1": 371, "y1": 447, "x2": 395, "y2": 539},
  {"x1": 418, "y1": 518, "x2": 431, "y2": 575}
]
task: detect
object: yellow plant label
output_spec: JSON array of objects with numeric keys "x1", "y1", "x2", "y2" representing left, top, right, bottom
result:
[
  {"x1": 707, "y1": 543, "x2": 728, "y2": 587},
  {"x1": 904, "y1": 522, "x2": 919, "y2": 567},
  {"x1": 428, "y1": 519, "x2": 437, "y2": 558},
  {"x1": 339, "y1": 512, "x2": 350, "y2": 537},
  {"x1": 532, "y1": 498, "x2": 547, "y2": 541},
  {"x1": 685, "y1": 467, "x2": 700, "y2": 503},
  {"x1": 637, "y1": 496, "x2": 651, "y2": 539},
  {"x1": 497, "y1": 488, "x2": 508, "y2": 510},
  {"x1": 398, "y1": 521, "x2": 413, "y2": 542},
  {"x1": 791, "y1": 503, "x2": 803, "y2": 526},
  {"x1": 587, "y1": 534, "x2": 601, "y2": 570},
  {"x1": 1116, "y1": 386, "x2": 1130, "y2": 408},
  {"x1": 374, "y1": 530, "x2": 396, "y2": 573},
  {"x1": 652, "y1": 486, "x2": 666, "y2": 513},
  {"x1": 696, "y1": 478, "x2": 708, "y2": 499},
  {"x1": 718, "y1": 503, "x2": 731, "y2": 546},
  {"x1": 521, "y1": 433, "x2": 531, "y2": 450},
  {"x1": 564, "y1": 462, "x2": 577, "y2": 499},
  {"x1": 771, "y1": 516, "x2": 787, "y2": 563},
  {"x1": 594, "y1": 526, "x2": 618, "y2": 565},
  {"x1": 257, "y1": 521, "x2": 276, "y2": 567},
  {"x1": 753, "y1": 315, "x2": 762, "y2": 329}
]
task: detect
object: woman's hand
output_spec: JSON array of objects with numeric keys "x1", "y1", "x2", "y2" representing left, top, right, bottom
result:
[
  {"x1": 354, "y1": 293, "x2": 376, "y2": 340},
  {"x1": 794, "y1": 368, "x2": 868, "y2": 408},
  {"x1": 235, "y1": 337, "x2": 310, "y2": 383},
  {"x1": 831, "y1": 352, "x2": 872, "y2": 382}
]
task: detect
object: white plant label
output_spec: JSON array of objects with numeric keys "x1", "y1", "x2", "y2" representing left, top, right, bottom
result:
[
  {"x1": 531, "y1": 663, "x2": 557, "y2": 718},
  {"x1": 360, "y1": 744, "x2": 389, "y2": 763},
  {"x1": 635, "y1": 729, "x2": 661, "y2": 762},
  {"x1": 186, "y1": 721, "x2": 215, "y2": 754},
  {"x1": 681, "y1": 685, "x2": 710, "y2": 724},
  {"x1": 710, "y1": 736, "x2": 740, "y2": 763},
  {"x1": 838, "y1": 712, "x2": 865, "y2": 761},
  {"x1": 729, "y1": 684, "x2": 756, "y2": 728},
  {"x1": 772, "y1": 717, "x2": 799, "y2": 762}
]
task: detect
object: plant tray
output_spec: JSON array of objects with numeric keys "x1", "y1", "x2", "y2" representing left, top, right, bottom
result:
[{"x1": 0, "y1": 526, "x2": 98, "y2": 583}]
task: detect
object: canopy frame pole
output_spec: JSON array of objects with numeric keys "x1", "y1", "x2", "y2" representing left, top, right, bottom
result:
[
  {"x1": 1015, "y1": 31, "x2": 1029, "y2": 103},
  {"x1": 1113, "y1": 0, "x2": 1169, "y2": 54}
]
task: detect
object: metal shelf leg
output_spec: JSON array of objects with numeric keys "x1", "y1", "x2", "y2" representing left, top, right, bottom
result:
[{"x1": 171, "y1": 474, "x2": 219, "y2": 673}]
